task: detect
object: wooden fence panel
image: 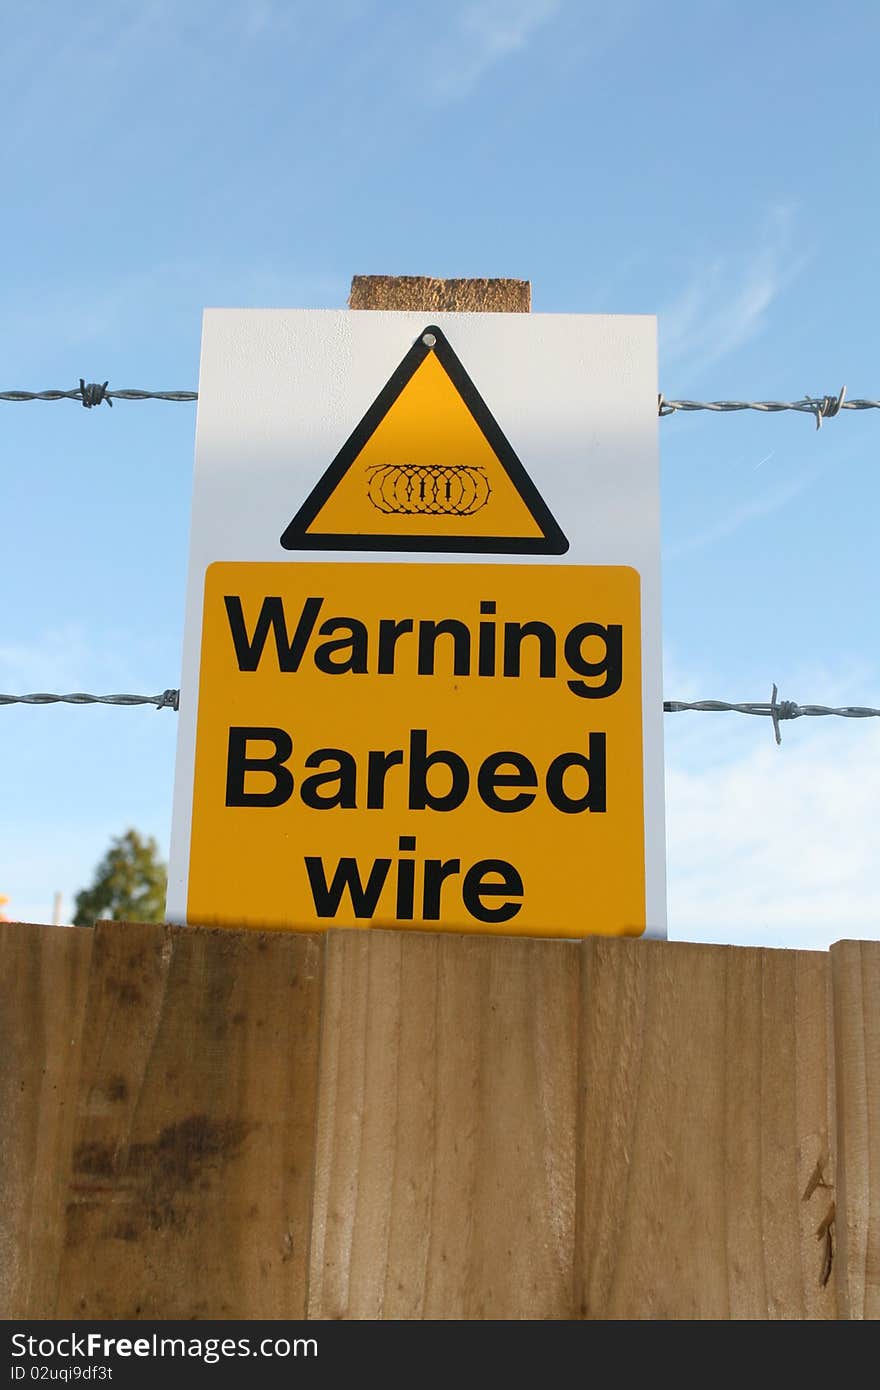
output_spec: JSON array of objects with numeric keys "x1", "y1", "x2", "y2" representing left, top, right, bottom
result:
[
  {"x1": 0, "y1": 923, "x2": 94, "y2": 1318},
  {"x1": 307, "y1": 928, "x2": 580, "y2": 1318},
  {"x1": 54, "y1": 920, "x2": 323, "y2": 1320},
  {"x1": 830, "y1": 939, "x2": 880, "y2": 1319},
  {"x1": 576, "y1": 939, "x2": 837, "y2": 1319},
  {"x1": 4, "y1": 920, "x2": 880, "y2": 1319}
]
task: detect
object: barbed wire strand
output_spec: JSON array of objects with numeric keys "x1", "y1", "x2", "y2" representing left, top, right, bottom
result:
[
  {"x1": 0, "y1": 690, "x2": 180, "y2": 710},
  {"x1": 2, "y1": 685, "x2": 878, "y2": 743},
  {"x1": 0, "y1": 382, "x2": 198, "y2": 405},
  {"x1": 657, "y1": 386, "x2": 871, "y2": 429},
  {"x1": 665, "y1": 684, "x2": 880, "y2": 745},
  {"x1": 2, "y1": 381, "x2": 879, "y2": 428}
]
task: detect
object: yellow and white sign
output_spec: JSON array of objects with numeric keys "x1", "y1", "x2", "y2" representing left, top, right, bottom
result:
[
  {"x1": 188, "y1": 561, "x2": 643, "y2": 935},
  {"x1": 169, "y1": 309, "x2": 666, "y2": 937}
]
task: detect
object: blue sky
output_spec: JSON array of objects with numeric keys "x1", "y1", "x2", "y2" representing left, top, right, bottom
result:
[{"x1": 2, "y1": 0, "x2": 878, "y2": 948}]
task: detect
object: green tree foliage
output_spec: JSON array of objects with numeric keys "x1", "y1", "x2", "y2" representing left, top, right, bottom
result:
[{"x1": 72, "y1": 829, "x2": 167, "y2": 927}]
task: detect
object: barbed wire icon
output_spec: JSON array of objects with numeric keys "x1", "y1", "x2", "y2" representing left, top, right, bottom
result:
[{"x1": 366, "y1": 463, "x2": 491, "y2": 516}]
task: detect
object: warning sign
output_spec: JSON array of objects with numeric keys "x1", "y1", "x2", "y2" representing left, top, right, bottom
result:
[
  {"x1": 187, "y1": 561, "x2": 645, "y2": 937},
  {"x1": 168, "y1": 309, "x2": 666, "y2": 937},
  {"x1": 281, "y1": 325, "x2": 569, "y2": 555}
]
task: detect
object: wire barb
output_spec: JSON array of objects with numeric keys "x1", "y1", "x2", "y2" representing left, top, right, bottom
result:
[
  {"x1": 79, "y1": 379, "x2": 111, "y2": 409},
  {"x1": 811, "y1": 385, "x2": 846, "y2": 429},
  {"x1": 770, "y1": 682, "x2": 797, "y2": 744}
]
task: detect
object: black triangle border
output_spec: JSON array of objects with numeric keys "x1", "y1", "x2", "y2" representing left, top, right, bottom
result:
[{"x1": 280, "y1": 324, "x2": 570, "y2": 555}]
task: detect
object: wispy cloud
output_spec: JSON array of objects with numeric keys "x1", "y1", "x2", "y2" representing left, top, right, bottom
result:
[
  {"x1": 0, "y1": 626, "x2": 97, "y2": 693},
  {"x1": 430, "y1": 0, "x2": 562, "y2": 101},
  {"x1": 661, "y1": 205, "x2": 811, "y2": 381},
  {"x1": 667, "y1": 725, "x2": 880, "y2": 949},
  {"x1": 0, "y1": 621, "x2": 174, "y2": 694},
  {"x1": 666, "y1": 472, "x2": 812, "y2": 557},
  {"x1": 240, "y1": 0, "x2": 293, "y2": 36},
  {"x1": 664, "y1": 650, "x2": 880, "y2": 951},
  {"x1": 0, "y1": 259, "x2": 348, "y2": 375},
  {"x1": 1, "y1": 2, "x2": 183, "y2": 147}
]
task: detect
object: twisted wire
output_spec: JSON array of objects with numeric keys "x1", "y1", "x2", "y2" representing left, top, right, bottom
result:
[
  {"x1": 0, "y1": 385, "x2": 197, "y2": 405},
  {"x1": 2, "y1": 686, "x2": 878, "y2": 746},
  {"x1": 2, "y1": 382, "x2": 877, "y2": 428},
  {"x1": 0, "y1": 690, "x2": 179, "y2": 710}
]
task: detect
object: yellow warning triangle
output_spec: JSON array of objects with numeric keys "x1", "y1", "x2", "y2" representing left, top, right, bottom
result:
[{"x1": 281, "y1": 325, "x2": 568, "y2": 554}]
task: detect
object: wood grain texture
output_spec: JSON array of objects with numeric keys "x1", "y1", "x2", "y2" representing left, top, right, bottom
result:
[
  {"x1": 830, "y1": 939, "x2": 880, "y2": 1319},
  {"x1": 349, "y1": 275, "x2": 530, "y2": 313},
  {"x1": 308, "y1": 928, "x2": 580, "y2": 1318},
  {"x1": 0, "y1": 922, "x2": 94, "y2": 1318},
  {"x1": 576, "y1": 938, "x2": 837, "y2": 1319},
  {"x1": 7, "y1": 919, "x2": 879, "y2": 1320},
  {"x1": 55, "y1": 920, "x2": 323, "y2": 1319}
]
